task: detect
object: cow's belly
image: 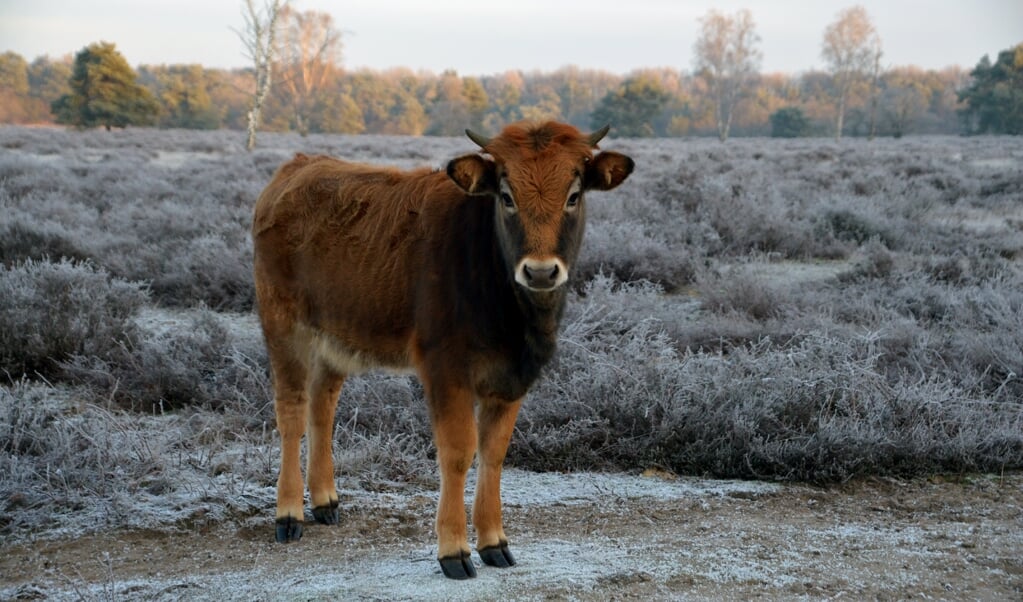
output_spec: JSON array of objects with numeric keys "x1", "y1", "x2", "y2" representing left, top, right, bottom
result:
[{"x1": 294, "y1": 323, "x2": 414, "y2": 376}]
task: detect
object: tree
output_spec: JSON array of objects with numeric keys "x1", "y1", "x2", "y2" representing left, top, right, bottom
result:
[
  {"x1": 51, "y1": 42, "x2": 158, "y2": 130},
  {"x1": 28, "y1": 56, "x2": 71, "y2": 119},
  {"x1": 310, "y1": 88, "x2": 364, "y2": 134},
  {"x1": 958, "y1": 43, "x2": 1023, "y2": 135},
  {"x1": 693, "y1": 8, "x2": 761, "y2": 141},
  {"x1": 866, "y1": 45, "x2": 883, "y2": 139},
  {"x1": 769, "y1": 107, "x2": 810, "y2": 137},
  {"x1": 145, "y1": 65, "x2": 221, "y2": 129},
  {"x1": 881, "y1": 67, "x2": 929, "y2": 137},
  {"x1": 276, "y1": 5, "x2": 342, "y2": 135},
  {"x1": 519, "y1": 83, "x2": 561, "y2": 123},
  {"x1": 346, "y1": 70, "x2": 395, "y2": 133},
  {"x1": 821, "y1": 5, "x2": 881, "y2": 139},
  {"x1": 236, "y1": 0, "x2": 285, "y2": 150},
  {"x1": 591, "y1": 74, "x2": 670, "y2": 137},
  {"x1": 0, "y1": 51, "x2": 31, "y2": 123},
  {"x1": 488, "y1": 71, "x2": 524, "y2": 126},
  {"x1": 461, "y1": 76, "x2": 489, "y2": 131},
  {"x1": 426, "y1": 70, "x2": 475, "y2": 136}
]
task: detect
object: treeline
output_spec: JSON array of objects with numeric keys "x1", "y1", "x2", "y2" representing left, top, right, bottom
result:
[{"x1": 0, "y1": 49, "x2": 982, "y2": 137}]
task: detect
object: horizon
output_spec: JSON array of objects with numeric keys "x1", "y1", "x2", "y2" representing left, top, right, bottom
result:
[{"x1": 1, "y1": 1, "x2": 1020, "y2": 77}]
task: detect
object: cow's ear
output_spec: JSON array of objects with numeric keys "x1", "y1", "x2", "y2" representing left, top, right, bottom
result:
[
  {"x1": 584, "y1": 151, "x2": 634, "y2": 191},
  {"x1": 447, "y1": 154, "x2": 498, "y2": 195}
]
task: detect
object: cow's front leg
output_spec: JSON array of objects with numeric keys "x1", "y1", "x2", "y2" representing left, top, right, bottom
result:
[
  {"x1": 474, "y1": 397, "x2": 521, "y2": 568},
  {"x1": 428, "y1": 384, "x2": 478, "y2": 579}
]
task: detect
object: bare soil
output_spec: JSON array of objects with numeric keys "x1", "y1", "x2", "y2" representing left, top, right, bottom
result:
[{"x1": 2, "y1": 471, "x2": 1021, "y2": 601}]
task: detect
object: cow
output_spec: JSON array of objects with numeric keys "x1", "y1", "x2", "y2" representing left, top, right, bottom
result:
[{"x1": 252, "y1": 121, "x2": 634, "y2": 579}]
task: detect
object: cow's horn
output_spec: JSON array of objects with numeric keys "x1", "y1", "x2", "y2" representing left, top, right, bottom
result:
[
  {"x1": 465, "y1": 129, "x2": 491, "y2": 149},
  {"x1": 587, "y1": 124, "x2": 611, "y2": 147}
]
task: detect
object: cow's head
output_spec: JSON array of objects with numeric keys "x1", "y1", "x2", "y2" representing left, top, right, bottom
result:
[{"x1": 447, "y1": 121, "x2": 633, "y2": 293}]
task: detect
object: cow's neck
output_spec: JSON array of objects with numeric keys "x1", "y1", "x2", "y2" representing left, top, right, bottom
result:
[{"x1": 512, "y1": 285, "x2": 566, "y2": 368}]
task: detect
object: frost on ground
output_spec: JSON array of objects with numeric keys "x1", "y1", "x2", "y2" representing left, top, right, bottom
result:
[
  {"x1": 2, "y1": 468, "x2": 1021, "y2": 601},
  {"x1": 2, "y1": 129, "x2": 1022, "y2": 600}
]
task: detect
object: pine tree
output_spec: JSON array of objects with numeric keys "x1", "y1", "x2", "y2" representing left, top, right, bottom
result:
[
  {"x1": 769, "y1": 107, "x2": 810, "y2": 137},
  {"x1": 958, "y1": 43, "x2": 1023, "y2": 135},
  {"x1": 51, "y1": 42, "x2": 158, "y2": 130}
]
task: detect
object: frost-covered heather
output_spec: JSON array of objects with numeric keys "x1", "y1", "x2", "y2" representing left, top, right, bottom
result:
[{"x1": 1, "y1": 126, "x2": 1022, "y2": 539}]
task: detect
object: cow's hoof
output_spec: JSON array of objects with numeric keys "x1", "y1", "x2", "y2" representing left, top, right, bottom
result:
[
  {"x1": 479, "y1": 542, "x2": 516, "y2": 568},
  {"x1": 439, "y1": 551, "x2": 477, "y2": 580},
  {"x1": 312, "y1": 500, "x2": 339, "y2": 525},
  {"x1": 275, "y1": 516, "x2": 303, "y2": 543}
]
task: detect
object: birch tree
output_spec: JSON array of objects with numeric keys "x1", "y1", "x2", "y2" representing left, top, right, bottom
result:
[
  {"x1": 693, "y1": 8, "x2": 761, "y2": 142},
  {"x1": 237, "y1": 0, "x2": 284, "y2": 150},
  {"x1": 821, "y1": 5, "x2": 881, "y2": 140},
  {"x1": 276, "y1": 6, "x2": 342, "y2": 135}
]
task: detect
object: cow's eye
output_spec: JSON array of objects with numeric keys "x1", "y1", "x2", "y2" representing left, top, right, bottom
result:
[
  {"x1": 566, "y1": 192, "x2": 580, "y2": 208},
  {"x1": 500, "y1": 192, "x2": 515, "y2": 208}
]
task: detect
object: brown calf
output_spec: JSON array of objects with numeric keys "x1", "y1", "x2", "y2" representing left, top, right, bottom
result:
[{"x1": 252, "y1": 121, "x2": 634, "y2": 579}]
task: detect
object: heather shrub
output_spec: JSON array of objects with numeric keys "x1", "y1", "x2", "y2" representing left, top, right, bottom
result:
[
  {"x1": 1, "y1": 127, "x2": 1021, "y2": 495},
  {"x1": 0, "y1": 259, "x2": 147, "y2": 378},
  {"x1": 576, "y1": 220, "x2": 695, "y2": 290},
  {"x1": 0, "y1": 145, "x2": 262, "y2": 311},
  {"x1": 0, "y1": 216, "x2": 90, "y2": 265},
  {"x1": 839, "y1": 238, "x2": 896, "y2": 282},
  {"x1": 65, "y1": 309, "x2": 272, "y2": 417},
  {"x1": 518, "y1": 280, "x2": 1023, "y2": 480},
  {"x1": 820, "y1": 208, "x2": 893, "y2": 246},
  {"x1": 0, "y1": 380, "x2": 278, "y2": 538},
  {"x1": 145, "y1": 235, "x2": 255, "y2": 311},
  {"x1": 0, "y1": 380, "x2": 168, "y2": 533},
  {"x1": 332, "y1": 375, "x2": 434, "y2": 481},
  {"x1": 697, "y1": 270, "x2": 792, "y2": 321}
]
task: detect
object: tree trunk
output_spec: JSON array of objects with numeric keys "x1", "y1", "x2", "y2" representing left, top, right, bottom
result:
[
  {"x1": 716, "y1": 93, "x2": 730, "y2": 142},
  {"x1": 240, "y1": 0, "x2": 281, "y2": 151},
  {"x1": 246, "y1": 109, "x2": 259, "y2": 151},
  {"x1": 868, "y1": 95, "x2": 878, "y2": 140},
  {"x1": 245, "y1": 56, "x2": 272, "y2": 151},
  {"x1": 835, "y1": 90, "x2": 847, "y2": 140}
]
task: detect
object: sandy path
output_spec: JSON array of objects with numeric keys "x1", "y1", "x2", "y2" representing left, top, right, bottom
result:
[{"x1": 2, "y1": 471, "x2": 1020, "y2": 601}]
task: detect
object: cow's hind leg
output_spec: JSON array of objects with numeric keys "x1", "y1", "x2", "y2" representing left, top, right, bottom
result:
[
  {"x1": 428, "y1": 384, "x2": 479, "y2": 579},
  {"x1": 270, "y1": 353, "x2": 308, "y2": 543},
  {"x1": 257, "y1": 277, "x2": 309, "y2": 542},
  {"x1": 307, "y1": 363, "x2": 344, "y2": 525},
  {"x1": 474, "y1": 397, "x2": 521, "y2": 569}
]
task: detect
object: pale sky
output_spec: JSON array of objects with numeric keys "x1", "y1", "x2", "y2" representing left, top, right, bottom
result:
[{"x1": 1, "y1": 0, "x2": 1020, "y2": 75}]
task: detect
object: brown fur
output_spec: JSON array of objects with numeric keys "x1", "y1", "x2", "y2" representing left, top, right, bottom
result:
[{"x1": 252, "y1": 121, "x2": 633, "y2": 578}]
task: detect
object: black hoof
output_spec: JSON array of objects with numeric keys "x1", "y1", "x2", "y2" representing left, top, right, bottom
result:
[
  {"x1": 479, "y1": 542, "x2": 516, "y2": 568},
  {"x1": 439, "y1": 551, "x2": 477, "y2": 580},
  {"x1": 312, "y1": 500, "x2": 339, "y2": 525},
  {"x1": 275, "y1": 516, "x2": 303, "y2": 543}
]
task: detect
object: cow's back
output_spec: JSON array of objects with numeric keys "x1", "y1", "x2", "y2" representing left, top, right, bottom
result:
[{"x1": 253, "y1": 153, "x2": 454, "y2": 369}]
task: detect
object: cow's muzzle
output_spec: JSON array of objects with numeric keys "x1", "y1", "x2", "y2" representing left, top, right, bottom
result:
[{"x1": 515, "y1": 257, "x2": 568, "y2": 291}]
